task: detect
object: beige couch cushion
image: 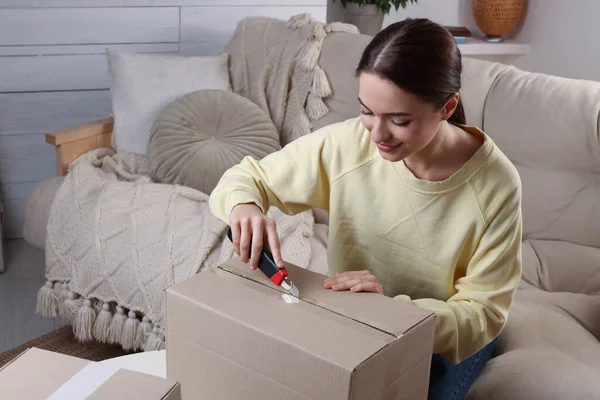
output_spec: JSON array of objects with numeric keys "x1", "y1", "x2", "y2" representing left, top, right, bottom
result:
[
  {"x1": 148, "y1": 89, "x2": 281, "y2": 195},
  {"x1": 466, "y1": 348, "x2": 600, "y2": 400},
  {"x1": 460, "y1": 58, "x2": 508, "y2": 129},
  {"x1": 481, "y1": 65, "x2": 600, "y2": 248},
  {"x1": 23, "y1": 177, "x2": 64, "y2": 250}
]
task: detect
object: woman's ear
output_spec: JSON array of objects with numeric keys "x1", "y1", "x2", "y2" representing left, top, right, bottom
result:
[{"x1": 442, "y1": 93, "x2": 460, "y2": 121}]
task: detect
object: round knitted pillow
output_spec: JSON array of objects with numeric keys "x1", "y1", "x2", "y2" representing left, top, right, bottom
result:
[{"x1": 148, "y1": 89, "x2": 281, "y2": 194}]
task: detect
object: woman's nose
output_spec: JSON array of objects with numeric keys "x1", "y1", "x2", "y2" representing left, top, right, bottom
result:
[{"x1": 370, "y1": 119, "x2": 391, "y2": 143}]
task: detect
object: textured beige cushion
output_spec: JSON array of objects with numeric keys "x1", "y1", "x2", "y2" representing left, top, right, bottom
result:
[
  {"x1": 482, "y1": 65, "x2": 600, "y2": 249},
  {"x1": 148, "y1": 89, "x2": 281, "y2": 195},
  {"x1": 23, "y1": 177, "x2": 64, "y2": 249}
]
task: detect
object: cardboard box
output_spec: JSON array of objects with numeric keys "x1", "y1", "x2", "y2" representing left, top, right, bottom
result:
[
  {"x1": 166, "y1": 257, "x2": 436, "y2": 400},
  {"x1": 0, "y1": 348, "x2": 180, "y2": 400}
]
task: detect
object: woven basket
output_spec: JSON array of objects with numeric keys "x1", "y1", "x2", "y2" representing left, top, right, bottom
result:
[{"x1": 472, "y1": 0, "x2": 526, "y2": 38}]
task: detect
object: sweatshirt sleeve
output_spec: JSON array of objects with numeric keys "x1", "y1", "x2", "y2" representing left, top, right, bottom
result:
[
  {"x1": 209, "y1": 128, "x2": 336, "y2": 223},
  {"x1": 395, "y1": 186, "x2": 523, "y2": 364}
]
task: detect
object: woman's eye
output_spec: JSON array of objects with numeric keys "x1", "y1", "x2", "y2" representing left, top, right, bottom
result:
[
  {"x1": 392, "y1": 120, "x2": 411, "y2": 127},
  {"x1": 360, "y1": 109, "x2": 373, "y2": 115}
]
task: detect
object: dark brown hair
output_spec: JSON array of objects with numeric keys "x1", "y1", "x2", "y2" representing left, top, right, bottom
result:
[{"x1": 356, "y1": 18, "x2": 466, "y2": 125}]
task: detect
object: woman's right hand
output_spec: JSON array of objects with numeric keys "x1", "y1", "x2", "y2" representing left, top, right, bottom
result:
[{"x1": 229, "y1": 203, "x2": 284, "y2": 271}]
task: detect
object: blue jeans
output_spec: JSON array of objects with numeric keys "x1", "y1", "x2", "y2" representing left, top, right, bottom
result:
[{"x1": 428, "y1": 338, "x2": 497, "y2": 400}]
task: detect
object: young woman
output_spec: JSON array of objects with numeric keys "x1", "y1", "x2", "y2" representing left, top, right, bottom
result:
[{"x1": 209, "y1": 18, "x2": 522, "y2": 400}]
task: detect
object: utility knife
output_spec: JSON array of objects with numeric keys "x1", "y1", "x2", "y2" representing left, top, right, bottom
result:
[{"x1": 227, "y1": 227, "x2": 299, "y2": 298}]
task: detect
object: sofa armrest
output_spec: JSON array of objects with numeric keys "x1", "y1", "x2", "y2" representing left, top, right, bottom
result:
[{"x1": 46, "y1": 117, "x2": 114, "y2": 176}]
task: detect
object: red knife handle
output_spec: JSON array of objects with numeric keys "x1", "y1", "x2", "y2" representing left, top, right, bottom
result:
[{"x1": 227, "y1": 227, "x2": 287, "y2": 286}]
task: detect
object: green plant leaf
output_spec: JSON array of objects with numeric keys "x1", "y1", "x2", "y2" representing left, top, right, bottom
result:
[{"x1": 333, "y1": 0, "x2": 417, "y2": 15}]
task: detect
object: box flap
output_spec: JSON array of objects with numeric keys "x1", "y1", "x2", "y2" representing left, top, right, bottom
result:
[
  {"x1": 168, "y1": 267, "x2": 391, "y2": 373},
  {"x1": 0, "y1": 347, "x2": 91, "y2": 400},
  {"x1": 219, "y1": 257, "x2": 433, "y2": 337},
  {"x1": 88, "y1": 369, "x2": 180, "y2": 400}
]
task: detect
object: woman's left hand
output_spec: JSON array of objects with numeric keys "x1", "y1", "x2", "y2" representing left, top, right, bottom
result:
[{"x1": 323, "y1": 271, "x2": 383, "y2": 295}]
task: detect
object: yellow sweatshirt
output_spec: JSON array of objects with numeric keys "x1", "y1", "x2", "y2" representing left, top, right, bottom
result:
[{"x1": 209, "y1": 117, "x2": 522, "y2": 364}]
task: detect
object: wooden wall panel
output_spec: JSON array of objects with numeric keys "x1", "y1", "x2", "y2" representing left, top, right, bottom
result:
[
  {"x1": 0, "y1": 91, "x2": 112, "y2": 136},
  {"x1": 0, "y1": 134, "x2": 55, "y2": 185},
  {"x1": 0, "y1": 43, "x2": 179, "y2": 57},
  {"x1": 0, "y1": 7, "x2": 180, "y2": 46},
  {"x1": 0, "y1": 1, "x2": 326, "y2": 7},
  {"x1": 181, "y1": 6, "x2": 327, "y2": 42},
  {"x1": 0, "y1": 44, "x2": 179, "y2": 92}
]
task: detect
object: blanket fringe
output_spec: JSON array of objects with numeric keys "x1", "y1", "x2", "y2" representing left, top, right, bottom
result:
[
  {"x1": 73, "y1": 299, "x2": 96, "y2": 342},
  {"x1": 39, "y1": 281, "x2": 166, "y2": 353},
  {"x1": 307, "y1": 92, "x2": 329, "y2": 120},
  {"x1": 94, "y1": 303, "x2": 113, "y2": 343},
  {"x1": 135, "y1": 316, "x2": 153, "y2": 350},
  {"x1": 286, "y1": 13, "x2": 359, "y2": 135},
  {"x1": 61, "y1": 291, "x2": 83, "y2": 322},
  {"x1": 36, "y1": 281, "x2": 57, "y2": 317},
  {"x1": 144, "y1": 327, "x2": 165, "y2": 352},
  {"x1": 122, "y1": 311, "x2": 140, "y2": 351},
  {"x1": 312, "y1": 66, "x2": 331, "y2": 98},
  {"x1": 109, "y1": 306, "x2": 127, "y2": 345}
]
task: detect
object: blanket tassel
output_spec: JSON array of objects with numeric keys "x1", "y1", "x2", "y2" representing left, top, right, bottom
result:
[
  {"x1": 144, "y1": 327, "x2": 164, "y2": 352},
  {"x1": 297, "y1": 42, "x2": 321, "y2": 70},
  {"x1": 36, "y1": 281, "x2": 57, "y2": 317},
  {"x1": 122, "y1": 311, "x2": 140, "y2": 352},
  {"x1": 135, "y1": 317, "x2": 153, "y2": 351},
  {"x1": 307, "y1": 92, "x2": 329, "y2": 120},
  {"x1": 94, "y1": 303, "x2": 113, "y2": 343},
  {"x1": 312, "y1": 67, "x2": 331, "y2": 98},
  {"x1": 73, "y1": 299, "x2": 96, "y2": 342},
  {"x1": 61, "y1": 291, "x2": 83, "y2": 322},
  {"x1": 108, "y1": 306, "x2": 127, "y2": 345}
]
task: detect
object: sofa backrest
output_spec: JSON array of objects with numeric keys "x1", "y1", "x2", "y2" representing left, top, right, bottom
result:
[
  {"x1": 317, "y1": 34, "x2": 600, "y2": 294},
  {"x1": 461, "y1": 59, "x2": 600, "y2": 294}
]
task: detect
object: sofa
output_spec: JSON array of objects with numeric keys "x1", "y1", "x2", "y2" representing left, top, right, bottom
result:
[{"x1": 24, "y1": 18, "x2": 599, "y2": 400}]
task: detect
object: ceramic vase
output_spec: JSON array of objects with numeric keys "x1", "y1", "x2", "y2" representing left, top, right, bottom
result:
[{"x1": 472, "y1": 0, "x2": 526, "y2": 42}]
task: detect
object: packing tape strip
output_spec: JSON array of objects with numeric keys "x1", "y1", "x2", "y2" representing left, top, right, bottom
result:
[{"x1": 215, "y1": 266, "x2": 398, "y2": 339}]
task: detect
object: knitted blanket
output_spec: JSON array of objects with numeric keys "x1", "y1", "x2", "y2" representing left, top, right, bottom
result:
[
  {"x1": 226, "y1": 14, "x2": 358, "y2": 146},
  {"x1": 36, "y1": 149, "x2": 314, "y2": 352}
]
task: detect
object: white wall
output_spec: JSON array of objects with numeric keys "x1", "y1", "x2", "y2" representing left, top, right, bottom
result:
[
  {"x1": 328, "y1": 0, "x2": 523, "y2": 64},
  {"x1": 0, "y1": 1, "x2": 326, "y2": 239},
  {"x1": 331, "y1": 0, "x2": 600, "y2": 83},
  {"x1": 383, "y1": 0, "x2": 480, "y2": 33},
  {"x1": 511, "y1": 0, "x2": 600, "y2": 82}
]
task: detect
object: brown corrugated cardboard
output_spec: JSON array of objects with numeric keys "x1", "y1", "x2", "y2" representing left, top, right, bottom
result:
[
  {"x1": 0, "y1": 347, "x2": 180, "y2": 400},
  {"x1": 0, "y1": 348, "x2": 90, "y2": 400},
  {"x1": 166, "y1": 257, "x2": 436, "y2": 400}
]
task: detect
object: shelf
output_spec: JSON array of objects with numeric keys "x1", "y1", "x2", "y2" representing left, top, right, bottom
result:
[{"x1": 457, "y1": 37, "x2": 531, "y2": 56}]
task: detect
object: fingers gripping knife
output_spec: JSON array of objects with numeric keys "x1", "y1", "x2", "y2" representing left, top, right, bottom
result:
[{"x1": 227, "y1": 228, "x2": 299, "y2": 298}]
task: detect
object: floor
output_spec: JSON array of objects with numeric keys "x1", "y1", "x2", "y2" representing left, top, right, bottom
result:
[{"x1": 0, "y1": 239, "x2": 67, "y2": 353}]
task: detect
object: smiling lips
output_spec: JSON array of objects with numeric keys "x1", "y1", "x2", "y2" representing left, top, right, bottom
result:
[{"x1": 376, "y1": 142, "x2": 403, "y2": 153}]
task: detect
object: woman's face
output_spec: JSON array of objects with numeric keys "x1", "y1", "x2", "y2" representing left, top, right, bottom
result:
[{"x1": 358, "y1": 72, "x2": 452, "y2": 162}]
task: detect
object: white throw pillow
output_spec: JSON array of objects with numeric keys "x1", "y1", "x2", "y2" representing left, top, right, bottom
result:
[{"x1": 106, "y1": 48, "x2": 231, "y2": 155}]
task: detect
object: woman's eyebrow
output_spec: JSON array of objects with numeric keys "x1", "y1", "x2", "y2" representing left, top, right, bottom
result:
[{"x1": 357, "y1": 97, "x2": 413, "y2": 117}]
